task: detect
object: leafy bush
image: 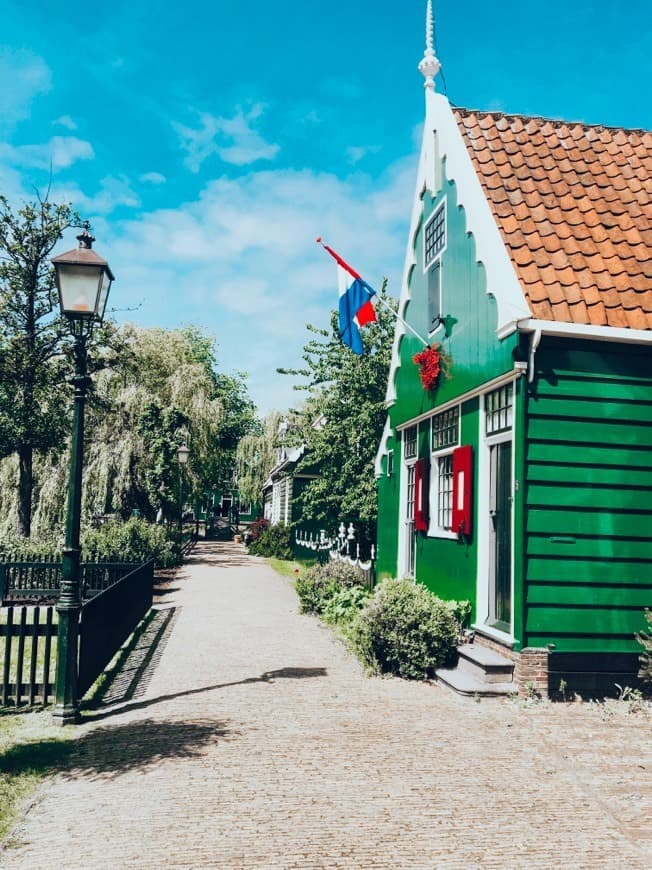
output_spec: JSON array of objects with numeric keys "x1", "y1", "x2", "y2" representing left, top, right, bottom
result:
[
  {"x1": 81, "y1": 518, "x2": 179, "y2": 567},
  {"x1": 245, "y1": 517, "x2": 270, "y2": 545},
  {"x1": 294, "y1": 561, "x2": 369, "y2": 616},
  {"x1": 441, "y1": 598, "x2": 472, "y2": 629},
  {"x1": 323, "y1": 585, "x2": 372, "y2": 624},
  {"x1": 295, "y1": 565, "x2": 340, "y2": 614},
  {"x1": 0, "y1": 533, "x2": 63, "y2": 561},
  {"x1": 248, "y1": 522, "x2": 293, "y2": 559},
  {"x1": 349, "y1": 578, "x2": 459, "y2": 680},
  {"x1": 637, "y1": 608, "x2": 652, "y2": 687},
  {"x1": 0, "y1": 519, "x2": 180, "y2": 568}
]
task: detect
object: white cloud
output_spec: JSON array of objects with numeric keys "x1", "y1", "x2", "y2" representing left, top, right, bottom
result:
[
  {"x1": 54, "y1": 115, "x2": 78, "y2": 131},
  {"x1": 53, "y1": 175, "x2": 141, "y2": 216},
  {"x1": 140, "y1": 171, "x2": 166, "y2": 185},
  {"x1": 0, "y1": 136, "x2": 94, "y2": 170},
  {"x1": 173, "y1": 104, "x2": 280, "y2": 172},
  {"x1": 346, "y1": 144, "x2": 382, "y2": 165},
  {"x1": 99, "y1": 157, "x2": 416, "y2": 413},
  {"x1": 0, "y1": 47, "x2": 51, "y2": 130}
]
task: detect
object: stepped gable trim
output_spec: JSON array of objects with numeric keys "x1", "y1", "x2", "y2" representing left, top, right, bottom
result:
[
  {"x1": 455, "y1": 107, "x2": 652, "y2": 331},
  {"x1": 385, "y1": 92, "x2": 530, "y2": 407}
]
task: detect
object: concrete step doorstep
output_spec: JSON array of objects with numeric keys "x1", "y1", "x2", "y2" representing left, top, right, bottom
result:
[
  {"x1": 456, "y1": 643, "x2": 515, "y2": 683},
  {"x1": 435, "y1": 666, "x2": 516, "y2": 698}
]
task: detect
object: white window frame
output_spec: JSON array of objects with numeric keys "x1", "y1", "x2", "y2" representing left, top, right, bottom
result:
[
  {"x1": 428, "y1": 405, "x2": 459, "y2": 539},
  {"x1": 398, "y1": 427, "x2": 419, "y2": 579},
  {"x1": 423, "y1": 198, "x2": 447, "y2": 337},
  {"x1": 475, "y1": 382, "x2": 517, "y2": 643}
]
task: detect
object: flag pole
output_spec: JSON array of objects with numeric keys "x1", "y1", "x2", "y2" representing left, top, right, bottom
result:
[{"x1": 317, "y1": 238, "x2": 430, "y2": 348}]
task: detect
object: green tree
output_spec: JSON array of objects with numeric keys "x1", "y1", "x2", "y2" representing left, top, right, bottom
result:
[
  {"x1": 279, "y1": 282, "x2": 396, "y2": 544},
  {"x1": 235, "y1": 410, "x2": 282, "y2": 506},
  {"x1": 0, "y1": 196, "x2": 79, "y2": 536},
  {"x1": 17, "y1": 324, "x2": 258, "y2": 535}
]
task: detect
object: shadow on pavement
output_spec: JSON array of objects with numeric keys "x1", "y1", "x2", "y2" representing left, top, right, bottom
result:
[
  {"x1": 83, "y1": 666, "x2": 328, "y2": 723},
  {"x1": 0, "y1": 718, "x2": 235, "y2": 783}
]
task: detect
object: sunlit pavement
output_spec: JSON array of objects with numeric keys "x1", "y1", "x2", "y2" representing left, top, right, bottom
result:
[{"x1": 2, "y1": 540, "x2": 651, "y2": 868}]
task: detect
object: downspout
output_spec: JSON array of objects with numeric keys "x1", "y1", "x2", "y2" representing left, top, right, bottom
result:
[{"x1": 528, "y1": 327, "x2": 542, "y2": 384}]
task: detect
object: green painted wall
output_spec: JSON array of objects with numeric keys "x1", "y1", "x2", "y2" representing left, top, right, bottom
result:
[
  {"x1": 524, "y1": 338, "x2": 652, "y2": 653},
  {"x1": 377, "y1": 169, "x2": 520, "y2": 612}
]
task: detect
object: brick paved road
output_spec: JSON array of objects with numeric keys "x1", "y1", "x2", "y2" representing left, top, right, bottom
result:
[{"x1": 2, "y1": 541, "x2": 651, "y2": 868}]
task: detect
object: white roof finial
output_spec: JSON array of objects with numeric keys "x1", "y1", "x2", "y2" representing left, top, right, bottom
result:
[{"x1": 418, "y1": 0, "x2": 440, "y2": 90}]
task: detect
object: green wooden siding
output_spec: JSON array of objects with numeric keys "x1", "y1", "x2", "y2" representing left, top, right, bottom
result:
[{"x1": 524, "y1": 339, "x2": 652, "y2": 654}]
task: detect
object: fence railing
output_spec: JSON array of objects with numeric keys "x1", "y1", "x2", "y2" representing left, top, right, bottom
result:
[
  {"x1": 294, "y1": 525, "x2": 376, "y2": 591},
  {"x1": 78, "y1": 560, "x2": 154, "y2": 697},
  {"x1": 0, "y1": 560, "x2": 141, "y2": 604},
  {"x1": 1, "y1": 604, "x2": 57, "y2": 708}
]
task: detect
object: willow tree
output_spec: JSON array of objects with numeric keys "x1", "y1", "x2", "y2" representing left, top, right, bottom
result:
[
  {"x1": 235, "y1": 410, "x2": 282, "y2": 507},
  {"x1": 25, "y1": 324, "x2": 257, "y2": 533},
  {"x1": 0, "y1": 196, "x2": 79, "y2": 536}
]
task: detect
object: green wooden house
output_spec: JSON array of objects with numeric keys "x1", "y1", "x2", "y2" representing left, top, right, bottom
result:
[{"x1": 375, "y1": 12, "x2": 652, "y2": 697}]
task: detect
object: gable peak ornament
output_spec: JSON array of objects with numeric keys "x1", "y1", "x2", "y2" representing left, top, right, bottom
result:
[{"x1": 418, "y1": 0, "x2": 441, "y2": 90}]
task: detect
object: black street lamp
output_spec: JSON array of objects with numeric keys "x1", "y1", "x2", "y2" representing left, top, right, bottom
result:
[
  {"x1": 177, "y1": 443, "x2": 190, "y2": 530},
  {"x1": 51, "y1": 224, "x2": 114, "y2": 726}
]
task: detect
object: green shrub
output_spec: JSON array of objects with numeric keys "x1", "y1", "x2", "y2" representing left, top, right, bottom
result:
[
  {"x1": 81, "y1": 518, "x2": 179, "y2": 567},
  {"x1": 295, "y1": 565, "x2": 339, "y2": 615},
  {"x1": 294, "y1": 561, "x2": 370, "y2": 617},
  {"x1": 637, "y1": 608, "x2": 652, "y2": 687},
  {"x1": 441, "y1": 598, "x2": 472, "y2": 629},
  {"x1": 349, "y1": 578, "x2": 459, "y2": 680},
  {"x1": 248, "y1": 523, "x2": 293, "y2": 559},
  {"x1": 323, "y1": 585, "x2": 372, "y2": 624},
  {"x1": 0, "y1": 519, "x2": 179, "y2": 568}
]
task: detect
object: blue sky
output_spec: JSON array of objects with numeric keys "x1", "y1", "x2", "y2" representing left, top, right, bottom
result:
[{"x1": 2, "y1": 0, "x2": 650, "y2": 413}]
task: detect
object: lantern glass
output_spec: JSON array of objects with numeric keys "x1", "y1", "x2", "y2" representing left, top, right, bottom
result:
[
  {"x1": 56, "y1": 263, "x2": 103, "y2": 318},
  {"x1": 177, "y1": 444, "x2": 190, "y2": 465}
]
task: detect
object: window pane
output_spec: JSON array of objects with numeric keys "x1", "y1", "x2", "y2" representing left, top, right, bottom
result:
[
  {"x1": 404, "y1": 426, "x2": 417, "y2": 459},
  {"x1": 432, "y1": 406, "x2": 459, "y2": 450},
  {"x1": 437, "y1": 454, "x2": 454, "y2": 530},
  {"x1": 424, "y1": 202, "x2": 446, "y2": 268},
  {"x1": 485, "y1": 382, "x2": 513, "y2": 434}
]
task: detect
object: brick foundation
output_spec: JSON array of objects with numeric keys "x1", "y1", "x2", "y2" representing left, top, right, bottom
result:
[{"x1": 514, "y1": 647, "x2": 550, "y2": 699}]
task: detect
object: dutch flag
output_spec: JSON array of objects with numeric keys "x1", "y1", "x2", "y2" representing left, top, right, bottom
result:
[{"x1": 317, "y1": 239, "x2": 377, "y2": 354}]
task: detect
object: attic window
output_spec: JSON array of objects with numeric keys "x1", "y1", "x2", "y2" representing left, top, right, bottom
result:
[{"x1": 424, "y1": 200, "x2": 446, "y2": 268}]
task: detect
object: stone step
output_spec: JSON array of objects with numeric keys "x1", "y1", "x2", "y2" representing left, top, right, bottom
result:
[
  {"x1": 435, "y1": 665, "x2": 516, "y2": 698},
  {"x1": 456, "y1": 643, "x2": 515, "y2": 684}
]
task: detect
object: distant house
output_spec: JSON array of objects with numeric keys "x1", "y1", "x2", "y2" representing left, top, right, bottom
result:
[
  {"x1": 375, "y1": 14, "x2": 651, "y2": 696},
  {"x1": 263, "y1": 445, "x2": 306, "y2": 525}
]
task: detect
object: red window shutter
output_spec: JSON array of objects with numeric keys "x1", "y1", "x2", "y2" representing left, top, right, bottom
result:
[
  {"x1": 414, "y1": 456, "x2": 430, "y2": 533},
  {"x1": 451, "y1": 445, "x2": 473, "y2": 537}
]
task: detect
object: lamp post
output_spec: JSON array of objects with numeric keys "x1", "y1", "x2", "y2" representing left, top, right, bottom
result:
[
  {"x1": 50, "y1": 224, "x2": 114, "y2": 726},
  {"x1": 177, "y1": 443, "x2": 190, "y2": 530}
]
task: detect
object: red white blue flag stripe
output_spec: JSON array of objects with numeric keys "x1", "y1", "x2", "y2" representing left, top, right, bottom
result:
[{"x1": 318, "y1": 239, "x2": 377, "y2": 354}]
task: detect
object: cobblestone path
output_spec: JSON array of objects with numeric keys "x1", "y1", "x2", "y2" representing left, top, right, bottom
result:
[{"x1": 2, "y1": 541, "x2": 651, "y2": 868}]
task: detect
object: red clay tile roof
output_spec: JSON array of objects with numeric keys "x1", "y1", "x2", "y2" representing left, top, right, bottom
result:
[{"x1": 454, "y1": 109, "x2": 652, "y2": 329}]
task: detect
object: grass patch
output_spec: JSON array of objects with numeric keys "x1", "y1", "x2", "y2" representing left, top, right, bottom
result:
[
  {"x1": 269, "y1": 558, "x2": 315, "y2": 579},
  {"x1": 0, "y1": 711, "x2": 74, "y2": 844}
]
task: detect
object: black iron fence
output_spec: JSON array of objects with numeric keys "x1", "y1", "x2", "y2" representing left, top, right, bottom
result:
[
  {"x1": 1, "y1": 560, "x2": 154, "y2": 709},
  {"x1": 1, "y1": 604, "x2": 57, "y2": 708},
  {"x1": 78, "y1": 561, "x2": 154, "y2": 697},
  {"x1": 0, "y1": 559, "x2": 141, "y2": 604}
]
